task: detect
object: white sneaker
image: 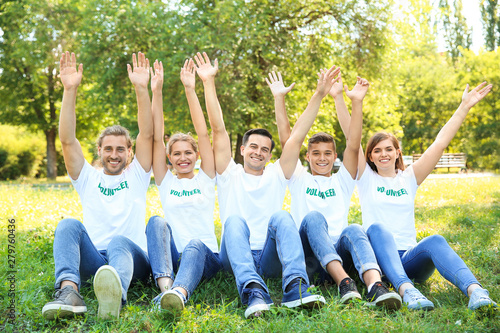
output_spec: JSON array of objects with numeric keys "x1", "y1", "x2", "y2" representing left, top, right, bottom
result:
[{"x1": 94, "y1": 265, "x2": 122, "y2": 319}]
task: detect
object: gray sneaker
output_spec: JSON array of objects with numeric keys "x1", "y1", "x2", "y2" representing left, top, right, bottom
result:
[
  {"x1": 94, "y1": 265, "x2": 123, "y2": 319},
  {"x1": 42, "y1": 285, "x2": 87, "y2": 319}
]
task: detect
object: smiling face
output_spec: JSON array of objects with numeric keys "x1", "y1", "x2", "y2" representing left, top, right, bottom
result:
[
  {"x1": 368, "y1": 138, "x2": 401, "y2": 174},
  {"x1": 168, "y1": 140, "x2": 199, "y2": 178},
  {"x1": 306, "y1": 141, "x2": 337, "y2": 176},
  {"x1": 240, "y1": 134, "x2": 273, "y2": 175},
  {"x1": 98, "y1": 135, "x2": 132, "y2": 175}
]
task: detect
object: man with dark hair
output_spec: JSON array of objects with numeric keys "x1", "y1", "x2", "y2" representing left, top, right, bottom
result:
[
  {"x1": 42, "y1": 52, "x2": 153, "y2": 319},
  {"x1": 194, "y1": 52, "x2": 340, "y2": 318},
  {"x1": 271, "y1": 72, "x2": 402, "y2": 309}
]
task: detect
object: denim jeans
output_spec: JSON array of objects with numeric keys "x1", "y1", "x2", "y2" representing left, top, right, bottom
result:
[
  {"x1": 53, "y1": 218, "x2": 151, "y2": 302},
  {"x1": 146, "y1": 216, "x2": 222, "y2": 300},
  {"x1": 367, "y1": 223, "x2": 480, "y2": 295},
  {"x1": 219, "y1": 210, "x2": 309, "y2": 304},
  {"x1": 299, "y1": 211, "x2": 380, "y2": 284}
]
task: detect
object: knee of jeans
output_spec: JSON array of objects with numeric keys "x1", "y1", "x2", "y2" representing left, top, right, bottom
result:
[
  {"x1": 184, "y1": 239, "x2": 205, "y2": 254},
  {"x1": 344, "y1": 224, "x2": 366, "y2": 239},
  {"x1": 366, "y1": 222, "x2": 389, "y2": 238},
  {"x1": 224, "y1": 215, "x2": 247, "y2": 233},
  {"x1": 269, "y1": 210, "x2": 295, "y2": 228},
  {"x1": 301, "y1": 211, "x2": 326, "y2": 229},
  {"x1": 423, "y1": 234, "x2": 448, "y2": 251},
  {"x1": 146, "y1": 215, "x2": 168, "y2": 234},
  {"x1": 55, "y1": 218, "x2": 83, "y2": 237},
  {"x1": 107, "y1": 235, "x2": 131, "y2": 251}
]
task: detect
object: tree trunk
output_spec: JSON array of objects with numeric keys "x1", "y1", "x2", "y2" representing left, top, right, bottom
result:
[
  {"x1": 234, "y1": 133, "x2": 243, "y2": 165},
  {"x1": 45, "y1": 128, "x2": 57, "y2": 179}
]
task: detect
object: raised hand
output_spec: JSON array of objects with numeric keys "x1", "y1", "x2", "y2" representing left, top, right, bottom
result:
[
  {"x1": 150, "y1": 59, "x2": 164, "y2": 93},
  {"x1": 328, "y1": 73, "x2": 344, "y2": 98},
  {"x1": 265, "y1": 71, "x2": 295, "y2": 97},
  {"x1": 127, "y1": 52, "x2": 150, "y2": 89},
  {"x1": 60, "y1": 51, "x2": 83, "y2": 90},
  {"x1": 194, "y1": 52, "x2": 218, "y2": 82},
  {"x1": 316, "y1": 65, "x2": 341, "y2": 98},
  {"x1": 180, "y1": 58, "x2": 196, "y2": 90},
  {"x1": 345, "y1": 76, "x2": 369, "y2": 101},
  {"x1": 461, "y1": 82, "x2": 493, "y2": 109}
]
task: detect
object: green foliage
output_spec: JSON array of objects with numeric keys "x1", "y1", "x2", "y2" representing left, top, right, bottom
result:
[{"x1": 0, "y1": 125, "x2": 45, "y2": 180}]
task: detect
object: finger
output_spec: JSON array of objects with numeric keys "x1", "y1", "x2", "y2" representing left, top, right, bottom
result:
[
  {"x1": 272, "y1": 71, "x2": 278, "y2": 82},
  {"x1": 214, "y1": 58, "x2": 218, "y2": 70},
  {"x1": 265, "y1": 77, "x2": 271, "y2": 86},
  {"x1": 132, "y1": 53, "x2": 137, "y2": 69},
  {"x1": 344, "y1": 85, "x2": 349, "y2": 94},
  {"x1": 71, "y1": 52, "x2": 76, "y2": 67},
  {"x1": 287, "y1": 82, "x2": 296, "y2": 91},
  {"x1": 278, "y1": 72, "x2": 283, "y2": 82},
  {"x1": 197, "y1": 52, "x2": 205, "y2": 65},
  {"x1": 471, "y1": 81, "x2": 487, "y2": 92},
  {"x1": 479, "y1": 84, "x2": 493, "y2": 95},
  {"x1": 127, "y1": 63, "x2": 132, "y2": 75},
  {"x1": 193, "y1": 53, "x2": 202, "y2": 67},
  {"x1": 78, "y1": 63, "x2": 83, "y2": 75},
  {"x1": 463, "y1": 84, "x2": 470, "y2": 95},
  {"x1": 183, "y1": 59, "x2": 189, "y2": 70},
  {"x1": 159, "y1": 61, "x2": 163, "y2": 73},
  {"x1": 189, "y1": 58, "x2": 195, "y2": 74},
  {"x1": 268, "y1": 72, "x2": 274, "y2": 83},
  {"x1": 203, "y1": 52, "x2": 210, "y2": 64},
  {"x1": 150, "y1": 67, "x2": 154, "y2": 77},
  {"x1": 145, "y1": 58, "x2": 150, "y2": 70},
  {"x1": 326, "y1": 65, "x2": 337, "y2": 77},
  {"x1": 330, "y1": 67, "x2": 340, "y2": 78}
]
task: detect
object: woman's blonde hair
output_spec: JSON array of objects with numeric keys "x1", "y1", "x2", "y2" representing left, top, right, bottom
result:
[{"x1": 167, "y1": 132, "x2": 198, "y2": 155}]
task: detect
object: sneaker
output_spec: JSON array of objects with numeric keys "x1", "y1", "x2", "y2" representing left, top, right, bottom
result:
[
  {"x1": 365, "y1": 281, "x2": 402, "y2": 310},
  {"x1": 338, "y1": 277, "x2": 362, "y2": 304},
  {"x1": 281, "y1": 279, "x2": 326, "y2": 309},
  {"x1": 160, "y1": 289, "x2": 186, "y2": 312},
  {"x1": 42, "y1": 285, "x2": 87, "y2": 319},
  {"x1": 403, "y1": 287, "x2": 434, "y2": 311},
  {"x1": 243, "y1": 288, "x2": 274, "y2": 319},
  {"x1": 468, "y1": 288, "x2": 498, "y2": 311},
  {"x1": 94, "y1": 265, "x2": 122, "y2": 319}
]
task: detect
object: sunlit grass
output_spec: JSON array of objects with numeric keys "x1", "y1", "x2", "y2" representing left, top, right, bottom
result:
[{"x1": 1, "y1": 176, "x2": 499, "y2": 332}]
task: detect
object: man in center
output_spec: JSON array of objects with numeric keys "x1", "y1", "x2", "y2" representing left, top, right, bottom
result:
[{"x1": 194, "y1": 52, "x2": 339, "y2": 318}]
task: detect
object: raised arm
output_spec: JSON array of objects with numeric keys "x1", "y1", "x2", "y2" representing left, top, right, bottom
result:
[
  {"x1": 195, "y1": 52, "x2": 231, "y2": 174},
  {"x1": 280, "y1": 66, "x2": 340, "y2": 179},
  {"x1": 150, "y1": 59, "x2": 168, "y2": 185},
  {"x1": 181, "y1": 58, "x2": 215, "y2": 178},
  {"x1": 413, "y1": 82, "x2": 492, "y2": 185},
  {"x1": 127, "y1": 52, "x2": 153, "y2": 172},
  {"x1": 329, "y1": 74, "x2": 367, "y2": 178},
  {"x1": 59, "y1": 51, "x2": 85, "y2": 180},
  {"x1": 342, "y1": 77, "x2": 369, "y2": 179},
  {"x1": 265, "y1": 71, "x2": 295, "y2": 148}
]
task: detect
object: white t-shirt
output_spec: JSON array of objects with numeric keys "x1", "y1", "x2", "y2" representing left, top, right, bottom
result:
[
  {"x1": 217, "y1": 159, "x2": 288, "y2": 250},
  {"x1": 71, "y1": 158, "x2": 151, "y2": 252},
  {"x1": 157, "y1": 168, "x2": 218, "y2": 253},
  {"x1": 357, "y1": 164, "x2": 418, "y2": 250},
  {"x1": 288, "y1": 164, "x2": 356, "y2": 242}
]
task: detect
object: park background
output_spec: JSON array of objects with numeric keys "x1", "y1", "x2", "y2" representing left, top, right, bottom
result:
[{"x1": 1, "y1": 0, "x2": 499, "y2": 332}]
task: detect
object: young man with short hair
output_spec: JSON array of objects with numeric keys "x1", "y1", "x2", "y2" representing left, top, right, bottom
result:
[
  {"x1": 269, "y1": 72, "x2": 402, "y2": 309},
  {"x1": 195, "y1": 52, "x2": 340, "y2": 318},
  {"x1": 42, "y1": 51, "x2": 153, "y2": 319}
]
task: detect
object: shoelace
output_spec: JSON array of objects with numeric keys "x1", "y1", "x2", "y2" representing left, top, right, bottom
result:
[
  {"x1": 406, "y1": 288, "x2": 426, "y2": 301},
  {"x1": 53, "y1": 286, "x2": 74, "y2": 300},
  {"x1": 339, "y1": 280, "x2": 354, "y2": 295}
]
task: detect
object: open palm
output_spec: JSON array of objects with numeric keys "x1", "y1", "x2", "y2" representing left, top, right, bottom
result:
[
  {"x1": 60, "y1": 51, "x2": 82, "y2": 89},
  {"x1": 462, "y1": 82, "x2": 492, "y2": 109}
]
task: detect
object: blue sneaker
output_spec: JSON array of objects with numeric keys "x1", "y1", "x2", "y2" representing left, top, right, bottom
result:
[
  {"x1": 281, "y1": 279, "x2": 325, "y2": 309},
  {"x1": 468, "y1": 288, "x2": 498, "y2": 311},
  {"x1": 403, "y1": 287, "x2": 434, "y2": 311},
  {"x1": 243, "y1": 288, "x2": 274, "y2": 319}
]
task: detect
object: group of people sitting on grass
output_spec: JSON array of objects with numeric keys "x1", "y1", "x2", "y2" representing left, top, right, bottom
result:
[{"x1": 42, "y1": 50, "x2": 497, "y2": 320}]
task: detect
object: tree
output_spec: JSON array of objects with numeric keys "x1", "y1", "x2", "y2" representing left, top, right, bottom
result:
[
  {"x1": 0, "y1": 0, "x2": 82, "y2": 179},
  {"x1": 439, "y1": 0, "x2": 472, "y2": 61},
  {"x1": 480, "y1": 0, "x2": 499, "y2": 51}
]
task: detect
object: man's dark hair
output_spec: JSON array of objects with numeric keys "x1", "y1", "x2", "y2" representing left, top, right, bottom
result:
[{"x1": 242, "y1": 128, "x2": 275, "y2": 152}]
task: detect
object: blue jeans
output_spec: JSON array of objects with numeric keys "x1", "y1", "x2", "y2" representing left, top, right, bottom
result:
[
  {"x1": 53, "y1": 218, "x2": 151, "y2": 302},
  {"x1": 367, "y1": 223, "x2": 480, "y2": 295},
  {"x1": 219, "y1": 210, "x2": 309, "y2": 304},
  {"x1": 146, "y1": 216, "x2": 222, "y2": 300},
  {"x1": 299, "y1": 211, "x2": 380, "y2": 284}
]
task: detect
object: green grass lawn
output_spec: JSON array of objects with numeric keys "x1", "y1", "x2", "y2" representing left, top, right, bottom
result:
[{"x1": 1, "y1": 176, "x2": 499, "y2": 332}]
